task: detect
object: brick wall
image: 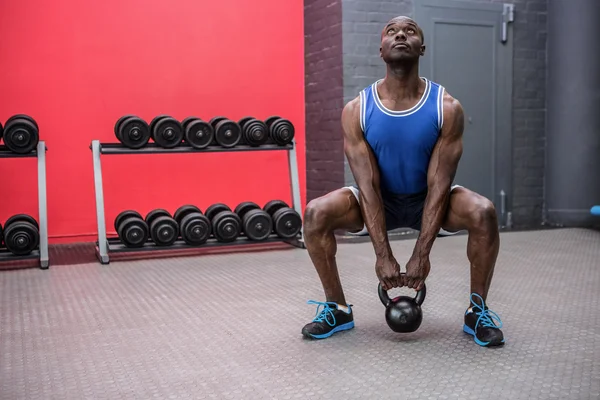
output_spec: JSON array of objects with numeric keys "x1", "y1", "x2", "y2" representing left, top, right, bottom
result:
[
  {"x1": 304, "y1": 0, "x2": 345, "y2": 202},
  {"x1": 336, "y1": 0, "x2": 548, "y2": 228}
]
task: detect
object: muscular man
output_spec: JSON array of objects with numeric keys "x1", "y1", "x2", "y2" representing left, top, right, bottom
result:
[{"x1": 301, "y1": 16, "x2": 504, "y2": 347}]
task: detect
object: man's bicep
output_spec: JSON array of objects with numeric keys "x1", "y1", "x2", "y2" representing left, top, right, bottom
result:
[
  {"x1": 441, "y1": 98, "x2": 465, "y2": 166},
  {"x1": 428, "y1": 96, "x2": 464, "y2": 184},
  {"x1": 342, "y1": 100, "x2": 368, "y2": 162},
  {"x1": 341, "y1": 99, "x2": 379, "y2": 186}
]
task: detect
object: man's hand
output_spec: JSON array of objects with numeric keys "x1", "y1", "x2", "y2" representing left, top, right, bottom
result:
[
  {"x1": 375, "y1": 255, "x2": 403, "y2": 290},
  {"x1": 404, "y1": 254, "x2": 430, "y2": 291}
]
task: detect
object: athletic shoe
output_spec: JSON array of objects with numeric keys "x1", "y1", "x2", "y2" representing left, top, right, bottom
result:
[
  {"x1": 301, "y1": 300, "x2": 354, "y2": 339},
  {"x1": 463, "y1": 293, "x2": 505, "y2": 347}
]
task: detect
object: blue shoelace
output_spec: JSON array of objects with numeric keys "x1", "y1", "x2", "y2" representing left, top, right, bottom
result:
[
  {"x1": 307, "y1": 300, "x2": 338, "y2": 326},
  {"x1": 470, "y1": 293, "x2": 503, "y2": 329}
]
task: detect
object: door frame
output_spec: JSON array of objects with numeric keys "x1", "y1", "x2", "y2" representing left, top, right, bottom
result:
[{"x1": 414, "y1": 0, "x2": 514, "y2": 218}]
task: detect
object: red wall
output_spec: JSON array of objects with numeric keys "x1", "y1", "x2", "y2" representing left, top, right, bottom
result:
[{"x1": 0, "y1": 0, "x2": 306, "y2": 244}]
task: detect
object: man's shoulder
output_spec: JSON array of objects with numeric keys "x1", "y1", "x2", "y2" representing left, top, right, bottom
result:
[
  {"x1": 441, "y1": 89, "x2": 463, "y2": 116},
  {"x1": 342, "y1": 96, "x2": 361, "y2": 123},
  {"x1": 439, "y1": 89, "x2": 464, "y2": 137}
]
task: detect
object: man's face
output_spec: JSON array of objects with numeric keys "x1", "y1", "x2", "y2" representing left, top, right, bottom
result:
[{"x1": 380, "y1": 17, "x2": 425, "y2": 63}]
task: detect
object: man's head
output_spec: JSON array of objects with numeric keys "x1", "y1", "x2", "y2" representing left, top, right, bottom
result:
[{"x1": 380, "y1": 16, "x2": 425, "y2": 64}]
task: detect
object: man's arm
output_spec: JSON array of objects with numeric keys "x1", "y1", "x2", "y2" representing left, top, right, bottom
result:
[
  {"x1": 341, "y1": 97, "x2": 393, "y2": 262},
  {"x1": 412, "y1": 92, "x2": 465, "y2": 260}
]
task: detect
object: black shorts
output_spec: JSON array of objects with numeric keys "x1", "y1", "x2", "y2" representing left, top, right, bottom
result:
[{"x1": 344, "y1": 185, "x2": 462, "y2": 235}]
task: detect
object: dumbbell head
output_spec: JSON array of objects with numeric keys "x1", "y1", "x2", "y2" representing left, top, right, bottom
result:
[
  {"x1": 145, "y1": 209, "x2": 171, "y2": 226},
  {"x1": 209, "y1": 116, "x2": 227, "y2": 127},
  {"x1": 3, "y1": 214, "x2": 39, "y2": 256},
  {"x1": 243, "y1": 209, "x2": 273, "y2": 241},
  {"x1": 114, "y1": 114, "x2": 137, "y2": 140},
  {"x1": 182, "y1": 116, "x2": 200, "y2": 131},
  {"x1": 149, "y1": 215, "x2": 179, "y2": 246},
  {"x1": 268, "y1": 118, "x2": 295, "y2": 146},
  {"x1": 234, "y1": 201, "x2": 272, "y2": 241},
  {"x1": 115, "y1": 115, "x2": 150, "y2": 149},
  {"x1": 205, "y1": 203, "x2": 231, "y2": 221},
  {"x1": 265, "y1": 116, "x2": 281, "y2": 128},
  {"x1": 180, "y1": 212, "x2": 211, "y2": 245},
  {"x1": 0, "y1": 223, "x2": 3, "y2": 248},
  {"x1": 183, "y1": 118, "x2": 214, "y2": 149},
  {"x1": 174, "y1": 205, "x2": 202, "y2": 225},
  {"x1": 210, "y1": 117, "x2": 241, "y2": 148},
  {"x1": 117, "y1": 216, "x2": 149, "y2": 248},
  {"x1": 263, "y1": 200, "x2": 289, "y2": 216},
  {"x1": 3, "y1": 115, "x2": 39, "y2": 154},
  {"x1": 145, "y1": 209, "x2": 178, "y2": 246},
  {"x1": 211, "y1": 210, "x2": 241, "y2": 243},
  {"x1": 239, "y1": 117, "x2": 269, "y2": 147},
  {"x1": 152, "y1": 116, "x2": 183, "y2": 148},
  {"x1": 264, "y1": 200, "x2": 302, "y2": 239},
  {"x1": 234, "y1": 201, "x2": 260, "y2": 218},
  {"x1": 114, "y1": 210, "x2": 143, "y2": 233},
  {"x1": 0, "y1": 122, "x2": 4, "y2": 141},
  {"x1": 238, "y1": 116, "x2": 254, "y2": 128},
  {"x1": 5, "y1": 214, "x2": 39, "y2": 231}
]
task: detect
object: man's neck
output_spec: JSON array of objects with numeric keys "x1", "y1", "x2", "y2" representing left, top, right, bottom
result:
[{"x1": 380, "y1": 61, "x2": 422, "y2": 100}]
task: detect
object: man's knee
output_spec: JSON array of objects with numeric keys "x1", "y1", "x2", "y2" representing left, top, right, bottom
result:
[
  {"x1": 303, "y1": 197, "x2": 333, "y2": 232},
  {"x1": 469, "y1": 196, "x2": 498, "y2": 231}
]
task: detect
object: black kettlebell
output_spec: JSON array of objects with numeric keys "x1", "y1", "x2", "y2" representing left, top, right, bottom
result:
[{"x1": 378, "y1": 279, "x2": 426, "y2": 333}]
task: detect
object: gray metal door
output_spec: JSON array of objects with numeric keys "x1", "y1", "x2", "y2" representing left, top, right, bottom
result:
[{"x1": 415, "y1": 0, "x2": 514, "y2": 209}]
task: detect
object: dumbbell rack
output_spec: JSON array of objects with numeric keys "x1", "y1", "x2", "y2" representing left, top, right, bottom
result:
[
  {"x1": 0, "y1": 141, "x2": 49, "y2": 269},
  {"x1": 90, "y1": 140, "x2": 305, "y2": 264}
]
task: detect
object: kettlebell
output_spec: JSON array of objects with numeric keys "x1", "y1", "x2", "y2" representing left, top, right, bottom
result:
[{"x1": 378, "y1": 279, "x2": 426, "y2": 333}]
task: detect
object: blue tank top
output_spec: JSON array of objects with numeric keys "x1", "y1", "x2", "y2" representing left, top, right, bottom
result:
[{"x1": 359, "y1": 78, "x2": 445, "y2": 195}]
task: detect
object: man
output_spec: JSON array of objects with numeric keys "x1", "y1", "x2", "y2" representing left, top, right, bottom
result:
[{"x1": 301, "y1": 16, "x2": 505, "y2": 347}]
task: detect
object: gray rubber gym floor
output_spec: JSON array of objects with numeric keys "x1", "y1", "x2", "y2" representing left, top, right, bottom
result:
[{"x1": 1, "y1": 228, "x2": 599, "y2": 399}]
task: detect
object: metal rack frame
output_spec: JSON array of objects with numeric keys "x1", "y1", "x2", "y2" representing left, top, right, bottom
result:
[
  {"x1": 0, "y1": 141, "x2": 49, "y2": 269},
  {"x1": 90, "y1": 140, "x2": 305, "y2": 264}
]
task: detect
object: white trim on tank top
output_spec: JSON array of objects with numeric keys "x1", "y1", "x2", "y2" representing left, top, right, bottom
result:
[
  {"x1": 371, "y1": 77, "x2": 431, "y2": 117},
  {"x1": 437, "y1": 85, "x2": 445, "y2": 131},
  {"x1": 359, "y1": 89, "x2": 367, "y2": 132}
]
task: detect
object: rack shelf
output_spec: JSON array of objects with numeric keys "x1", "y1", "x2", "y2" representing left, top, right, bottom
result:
[
  {"x1": 104, "y1": 234, "x2": 302, "y2": 253},
  {"x1": 90, "y1": 139, "x2": 304, "y2": 264},
  {"x1": 0, "y1": 141, "x2": 49, "y2": 269},
  {"x1": 93, "y1": 142, "x2": 293, "y2": 155}
]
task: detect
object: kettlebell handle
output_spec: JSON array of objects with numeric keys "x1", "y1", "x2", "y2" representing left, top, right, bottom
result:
[
  {"x1": 377, "y1": 277, "x2": 427, "y2": 306},
  {"x1": 378, "y1": 282, "x2": 392, "y2": 306}
]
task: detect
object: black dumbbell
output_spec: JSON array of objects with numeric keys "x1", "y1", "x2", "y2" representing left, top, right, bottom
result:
[
  {"x1": 264, "y1": 116, "x2": 295, "y2": 146},
  {"x1": 2, "y1": 214, "x2": 40, "y2": 255},
  {"x1": 0, "y1": 223, "x2": 4, "y2": 248},
  {"x1": 145, "y1": 209, "x2": 179, "y2": 246},
  {"x1": 173, "y1": 204, "x2": 211, "y2": 245},
  {"x1": 263, "y1": 200, "x2": 302, "y2": 239},
  {"x1": 234, "y1": 201, "x2": 273, "y2": 241},
  {"x1": 114, "y1": 115, "x2": 151, "y2": 149},
  {"x1": 0, "y1": 121, "x2": 4, "y2": 142},
  {"x1": 2, "y1": 114, "x2": 39, "y2": 154},
  {"x1": 209, "y1": 116, "x2": 242, "y2": 148},
  {"x1": 181, "y1": 117, "x2": 214, "y2": 149},
  {"x1": 150, "y1": 115, "x2": 184, "y2": 148},
  {"x1": 238, "y1": 117, "x2": 269, "y2": 147},
  {"x1": 115, "y1": 210, "x2": 149, "y2": 248},
  {"x1": 205, "y1": 203, "x2": 242, "y2": 243}
]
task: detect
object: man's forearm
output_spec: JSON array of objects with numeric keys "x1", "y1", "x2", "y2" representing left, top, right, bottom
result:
[
  {"x1": 359, "y1": 187, "x2": 392, "y2": 259},
  {"x1": 413, "y1": 183, "x2": 451, "y2": 258}
]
